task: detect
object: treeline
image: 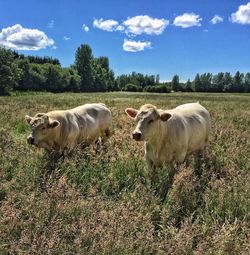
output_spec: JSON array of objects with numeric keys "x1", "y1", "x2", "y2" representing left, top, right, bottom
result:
[
  {"x1": 117, "y1": 73, "x2": 250, "y2": 93},
  {"x1": 0, "y1": 45, "x2": 116, "y2": 95},
  {"x1": 0, "y1": 45, "x2": 250, "y2": 95},
  {"x1": 0, "y1": 47, "x2": 80, "y2": 95}
]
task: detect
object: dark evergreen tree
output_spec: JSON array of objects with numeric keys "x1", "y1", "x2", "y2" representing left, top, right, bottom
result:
[
  {"x1": 171, "y1": 74, "x2": 180, "y2": 91},
  {"x1": 75, "y1": 44, "x2": 94, "y2": 91},
  {"x1": 185, "y1": 79, "x2": 193, "y2": 92}
]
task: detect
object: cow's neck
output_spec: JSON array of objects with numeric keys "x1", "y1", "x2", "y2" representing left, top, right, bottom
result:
[{"x1": 145, "y1": 121, "x2": 170, "y2": 164}]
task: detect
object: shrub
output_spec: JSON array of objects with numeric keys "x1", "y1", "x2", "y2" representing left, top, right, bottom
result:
[
  {"x1": 144, "y1": 85, "x2": 170, "y2": 93},
  {"x1": 122, "y1": 83, "x2": 142, "y2": 92}
]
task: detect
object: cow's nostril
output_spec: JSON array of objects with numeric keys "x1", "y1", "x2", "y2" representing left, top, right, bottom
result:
[
  {"x1": 27, "y1": 137, "x2": 35, "y2": 145},
  {"x1": 132, "y1": 132, "x2": 142, "y2": 140}
]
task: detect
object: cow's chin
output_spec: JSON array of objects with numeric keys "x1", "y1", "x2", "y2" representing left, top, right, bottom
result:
[{"x1": 133, "y1": 137, "x2": 144, "y2": 142}]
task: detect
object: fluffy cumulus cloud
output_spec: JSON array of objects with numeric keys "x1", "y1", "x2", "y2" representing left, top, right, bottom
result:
[
  {"x1": 0, "y1": 24, "x2": 54, "y2": 50},
  {"x1": 123, "y1": 39, "x2": 151, "y2": 52},
  {"x1": 173, "y1": 13, "x2": 202, "y2": 28},
  {"x1": 123, "y1": 15, "x2": 169, "y2": 36},
  {"x1": 82, "y1": 24, "x2": 89, "y2": 32},
  {"x1": 231, "y1": 2, "x2": 250, "y2": 24},
  {"x1": 210, "y1": 15, "x2": 223, "y2": 24},
  {"x1": 93, "y1": 18, "x2": 119, "y2": 32}
]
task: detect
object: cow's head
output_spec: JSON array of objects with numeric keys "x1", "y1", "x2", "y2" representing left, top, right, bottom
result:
[
  {"x1": 125, "y1": 104, "x2": 171, "y2": 141},
  {"x1": 25, "y1": 113, "x2": 60, "y2": 148}
]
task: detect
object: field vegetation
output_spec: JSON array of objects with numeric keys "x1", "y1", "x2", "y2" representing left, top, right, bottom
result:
[{"x1": 0, "y1": 92, "x2": 249, "y2": 254}]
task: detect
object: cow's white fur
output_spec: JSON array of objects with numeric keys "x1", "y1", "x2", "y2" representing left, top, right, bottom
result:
[
  {"x1": 126, "y1": 102, "x2": 211, "y2": 197},
  {"x1": 25, "y1": 103, "x2": 112, "y2": 151}
]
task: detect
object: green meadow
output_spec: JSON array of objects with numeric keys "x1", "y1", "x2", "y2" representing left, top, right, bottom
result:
[{"x1": 0, "y1": 92, "x2": 249, "y2": 254}]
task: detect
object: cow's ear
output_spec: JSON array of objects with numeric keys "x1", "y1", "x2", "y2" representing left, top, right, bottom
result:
[
  {"x1": 160, "y1": 112, "x2": 172, "y2": 122},
  {"x1": 25, "y1": 115, "x2": 32, "y2": 124},
  {"x1": 125, "y1": 108, "x2": 138, "y2": 119},
  {"x1": 49, "y1": 120, "x2": 60, "y2": 128}
]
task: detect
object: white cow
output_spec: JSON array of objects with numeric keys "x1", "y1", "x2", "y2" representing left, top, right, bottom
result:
[
  {"x1": 25, "y1": 103, "x2": 112, "y2": 152},
  {"x1": 125, "y1": 102, "x2": 211, "y2": 198}
]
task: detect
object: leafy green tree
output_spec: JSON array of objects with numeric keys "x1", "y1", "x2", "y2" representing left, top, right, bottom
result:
[
  {"x1": 28, "y1": 64, "x2": 46, "y2": 91},
  {"x1": 44, "y1": 64, "x2": 62, "y2": 92},
  {"x1": 16, "y1": 59, "x2": 30, "y2": 90},
  {"x1": 123, "y1": 83, "x2": 142, "y2": 92},
  {"x1": 0, "y1": 47, "x2": 20, "y2": 95}
]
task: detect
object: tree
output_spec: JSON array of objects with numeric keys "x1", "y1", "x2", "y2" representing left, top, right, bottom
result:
[
  {"x1": 0, "y1": 47, "x2": 20, "y2": 95},
  {"x1": 44, "y1": 64, "x2": 62, "y2": 92},
  {"x1": 75, "y1": 44, "x2": 94, "y2": 91},
  {"x1": 123, "y1": 83, "x2": 142, "y2": 92},
  {"x1": 185, "y1": 79, "x2": 193, "y2": 92},
  {"x1": 223, "y1": 72, "x2": 233, "y2": 92},
  {"x1": 95, "y1": 57, "x2": 109, "y2": 71},
  {"x1": 155, "y1": 74, "x2": 160, "y2": 84},
  {"x1": 171, "y1": 74, "x2": 180, "y2": 91},
  {"x1": 193, "y1": 74, "x2": 202, "y2": 92},
  {"x1": 232, "y1": 71, "x2": 244, "y2": 92},
  {"x1": 244, "y1": 73, "x2": 250, "y2": 92},
  {"x1": 212, "y1": 72, "x2": 224, "y2": 92}
]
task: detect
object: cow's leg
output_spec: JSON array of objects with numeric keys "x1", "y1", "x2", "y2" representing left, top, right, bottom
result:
[
  {"x1": 101, "y1": 128, "x2": 111, "y2": 144},
  {"x1": 93, "y1": 139, "x2": 101, "y2": 154},
  {"x1": 146, "y1": 158, "x2": 157, "y2": 186},
  {"x1": 160, "y1": 162, "x2": 177, "y2": 201}
]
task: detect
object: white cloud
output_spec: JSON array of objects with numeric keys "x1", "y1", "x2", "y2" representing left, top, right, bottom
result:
[
  {"x1": 0, "y1": 24, "x2": 54, "y2": 50},
  {"x1": 47, "y1": 20, "x2": 55, "y2": 29},
  {"x1": 116, "y1": 25, "x2": 125, "y2": 31},
  {"x1": 123, "y1": 15, "x2": 169, "y2": 36},
  {"x1": 123, "y1": 39, "x2": 151, "y2": 52},
  {"x1": 82, "y1": 24, "x2": 89, "y2": 32},
  {"x1": 231, "y1": 2, "x2": 250, "y2": 25},
  {"x1": 93, "y1": 18, "x2": 119, "y2": 31},
  {"x1": 210, "y1": 15, "x2": 223, "y2": 24},
  {"x1": 63, "y1": 36, "x2": 71, "y2": 40},
  {"x1": 173, "y1": 13, "x2": 202, "y2": 28}
]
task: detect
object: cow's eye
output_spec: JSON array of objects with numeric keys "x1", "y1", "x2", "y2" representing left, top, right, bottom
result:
[
  {"x1": 42, "y1": 127, "x2": 46, "y2": 130},
  {"x1": 148, "y1": 119, "x2": 154, "y2": 124}
]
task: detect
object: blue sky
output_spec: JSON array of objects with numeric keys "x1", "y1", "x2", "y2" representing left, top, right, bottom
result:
[{"x1": 0, "y1": 0, "x2": 250, "y2": 81}]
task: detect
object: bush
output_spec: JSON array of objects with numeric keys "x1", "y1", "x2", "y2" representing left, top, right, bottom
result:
[
  {"x1": 122, "y1": 83, "x2": 142, "y2": 92},
  {"x1": 144, "y1": 85, "x2": 170, "y2": 93}
]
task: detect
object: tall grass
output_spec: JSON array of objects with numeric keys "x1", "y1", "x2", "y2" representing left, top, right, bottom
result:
[{"x1": 0, "y1": 92, "x2": 249, "y2": 254}]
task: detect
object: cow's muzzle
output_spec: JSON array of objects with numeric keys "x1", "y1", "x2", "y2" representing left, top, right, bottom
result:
[
  {"x1": 132, "y1": 131, "x2": 142, "y2": 141},
  {"x1": 27, "y1": 136, "x2": 35, "y2": 145}
]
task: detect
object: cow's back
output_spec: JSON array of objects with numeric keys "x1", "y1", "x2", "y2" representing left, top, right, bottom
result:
[
  {"x1": 173, "y1": 103, "x2": 211, "y2": 153},
  {"x1": 71, "y1": 103, "x2": 112, "y2": 143},
  {"x1": 45, "y1": 103, "x2": 112, "y2": 149}
]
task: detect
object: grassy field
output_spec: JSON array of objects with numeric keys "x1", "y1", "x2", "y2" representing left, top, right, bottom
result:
[{"x1": 0, "y1": 92, "x2": 249, "y2": 254}]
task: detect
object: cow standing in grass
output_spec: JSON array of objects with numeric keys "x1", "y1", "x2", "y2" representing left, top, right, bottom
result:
[
  {"x1": 125, "y1": 102, "x2": 211, "y2": 199},
  {"x1": 25, "y1": 103, "x2": 112, "y2": 152}
]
